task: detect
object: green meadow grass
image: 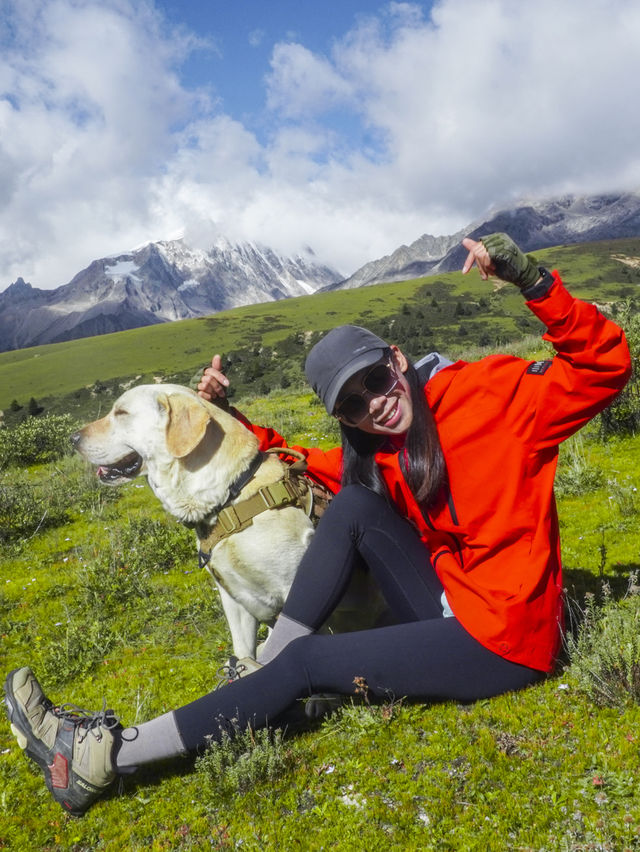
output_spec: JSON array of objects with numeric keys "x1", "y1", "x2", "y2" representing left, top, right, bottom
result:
[
  {"x1": 1, "y1": 237, "x2": 640, "y2": 849},
  {"x1": 1, "y1": 409, "x2": 640, "y2": 850}
]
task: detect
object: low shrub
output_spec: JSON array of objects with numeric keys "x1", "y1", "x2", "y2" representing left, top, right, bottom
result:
[
  {"x1": 75, "y1": 517, "x2": 193, "y2": 615},
  {"x1": 606, "y1": 476, "x2": 639, "y2": 516},
  {"x1": 598, "y1": 300, "x2": 640, "y2": 440},
  {"x1": 36, "y1": 609, "x2": 121, "y2": 684},
  {"x1": 0, "y1": 413, "x2": 77, "y2": 467},
  {"x1": 555, "y1": 433, "x2": 604, "y2": 497},
  {"x1": 115, "y1": 516, "x2": 194, "y2": 574},
  {"x1": 0, "y1": 455, "x2": 122, "y2": 544},
  {"x1": 54, "y1": 454, "x2": 122, "y2": 515},
  {"x1": 80, "y1": 552, "x2": 153, "y2": 615},
  {"x1": 566, "y1": 580, "x2": 640, "y2": 707},
  {"x1": 0, "y1": 473, "x2": 70, "y2": 542},
  {"x1": 195, "y1": 722, "x2": 295, "y2": 801},
  {"x1": 77, "y1": 517, "x2": 193, "y2": 613}
]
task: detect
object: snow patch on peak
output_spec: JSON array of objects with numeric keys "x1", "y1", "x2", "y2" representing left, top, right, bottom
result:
[{"x1": 104, "y1": 259, "x2": 140, "y2": 279}]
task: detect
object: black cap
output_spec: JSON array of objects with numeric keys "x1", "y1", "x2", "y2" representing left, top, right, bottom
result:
[{"x1": 304, "y1": 325, "x2": 388, "y2": 414}]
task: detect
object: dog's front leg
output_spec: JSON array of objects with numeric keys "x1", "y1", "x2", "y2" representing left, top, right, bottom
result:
[{"x1": 215, "y1": 582, "x2": 259, "y2": 660}]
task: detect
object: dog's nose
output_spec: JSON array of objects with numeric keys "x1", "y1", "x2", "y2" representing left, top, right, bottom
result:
[{"x1": 70, "y1": 431, "x2": 81, "y2": 448}]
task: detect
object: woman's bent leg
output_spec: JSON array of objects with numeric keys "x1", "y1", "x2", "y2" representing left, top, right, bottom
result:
[
  {"x1": 280, "y1": 484, "x2": 445, "y2": 629},
  {"x1": 257, "y1": 484, "x2": 444, "y2": 664}
]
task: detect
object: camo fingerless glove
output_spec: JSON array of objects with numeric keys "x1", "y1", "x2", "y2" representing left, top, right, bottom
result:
[{"x1": 480, "y1": 232, "x2": 541, "y2": 291}]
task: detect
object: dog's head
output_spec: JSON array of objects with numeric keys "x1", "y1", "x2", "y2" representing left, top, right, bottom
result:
[{"x1": 71, "y1": 384, "x2": 216, "y2": 485}]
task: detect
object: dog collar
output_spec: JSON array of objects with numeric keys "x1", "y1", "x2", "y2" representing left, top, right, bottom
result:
[
  {"x1": 224, "y1": 451, "x2": 265, "y2": 506},
  {"x1": 181, "y1": 451, "x2": 264, "y2": 534}
]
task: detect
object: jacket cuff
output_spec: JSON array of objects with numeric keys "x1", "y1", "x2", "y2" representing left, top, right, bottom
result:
[
  {"x1": 520, "y1": 267, "x2": 554, "y2": 301},
  {"x1": 525, "y1": 270, "x2": 577, "y2": 331}
]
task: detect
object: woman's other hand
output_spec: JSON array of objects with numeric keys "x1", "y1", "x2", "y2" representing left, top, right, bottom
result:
[{"x1": 197, "y1": 354, "x2": 230, "y2": 405}]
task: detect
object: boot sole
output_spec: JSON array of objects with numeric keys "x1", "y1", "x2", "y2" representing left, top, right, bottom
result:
[
  {"x1": 4, "y1": 669, "x2": 70, "y2": 810},
  {"x1": 4, "y1": 669, "x2": 117, "y2": 817},
  {"x1": 4, "y1": 669, "x2": 52, "y2": 767}
]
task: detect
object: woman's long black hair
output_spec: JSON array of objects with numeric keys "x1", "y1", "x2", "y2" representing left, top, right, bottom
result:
[{"x1": 339, "y1": 354, "x2": 446, "y2": 508}]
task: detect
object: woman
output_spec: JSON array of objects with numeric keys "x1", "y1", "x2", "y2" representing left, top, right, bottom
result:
[{"x1": 4, "y1": 234, "x2": 631, "y2": 816}]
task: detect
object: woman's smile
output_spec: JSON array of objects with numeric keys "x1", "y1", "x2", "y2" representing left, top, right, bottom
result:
[
  {"x1": 373, "y1": 396, "x2": 401, "y2": 428},
  {"x1": 364, "y1": 383, "x2": 412, "y2": 435}
]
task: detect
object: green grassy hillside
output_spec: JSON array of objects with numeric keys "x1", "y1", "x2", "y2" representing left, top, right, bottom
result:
[{"x1": 1, "y1": 238, "x2": 639, "y2": 424}]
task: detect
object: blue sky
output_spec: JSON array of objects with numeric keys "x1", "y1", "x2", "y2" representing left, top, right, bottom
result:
[
  {"x1": 1, "y1": 0, "x2": 639, "y2": 290},
  {"x1": 156, "y1": 0, "x2": 425, "y2": 161},
  {"x1": 158, "y1": 0, "x2": 397, "y2": 130}
]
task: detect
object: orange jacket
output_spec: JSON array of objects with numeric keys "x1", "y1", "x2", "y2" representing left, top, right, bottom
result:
[{"x1": 235, "y1": 273, "x2": 631, "y2": 672}]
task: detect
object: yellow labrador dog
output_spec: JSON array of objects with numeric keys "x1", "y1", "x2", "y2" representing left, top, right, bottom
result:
[{"x1": 72, "y1": 384, "x2": 315, "y2": 660}]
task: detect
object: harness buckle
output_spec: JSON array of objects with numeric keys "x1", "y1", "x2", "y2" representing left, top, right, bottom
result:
[
  {"x1": 258, "y1": 480, "x2": 295, "y2": 509},
  {"x1": 218, "y1": 506, "x2": 241, "y2": 534}
]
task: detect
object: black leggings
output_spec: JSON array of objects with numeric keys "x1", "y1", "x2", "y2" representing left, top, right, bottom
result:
[{"x1": 174, "y1": 486, "x2": 544, "y2": 751}]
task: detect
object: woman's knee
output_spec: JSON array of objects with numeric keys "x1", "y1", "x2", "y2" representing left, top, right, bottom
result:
[{"x1": 323, "y1": 484, "x2": 390, "y2": 526}]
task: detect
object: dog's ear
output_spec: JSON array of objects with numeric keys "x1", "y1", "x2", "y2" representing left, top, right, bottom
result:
[{"x1": 160, "y1": 393, "x2": 211, "y2": 459}]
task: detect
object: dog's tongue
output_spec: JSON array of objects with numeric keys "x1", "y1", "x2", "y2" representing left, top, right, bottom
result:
[{"x1": 95, "y1": 452, "x2": 142, "y2": 481}]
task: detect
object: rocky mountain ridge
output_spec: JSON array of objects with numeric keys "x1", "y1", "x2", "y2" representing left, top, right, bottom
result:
[
  {"x1": 0, "y1": 239, "x2": 339, "y2": 352},
  {"x1": 331, "y1": 192, "x2": 640, "y2": 290}
]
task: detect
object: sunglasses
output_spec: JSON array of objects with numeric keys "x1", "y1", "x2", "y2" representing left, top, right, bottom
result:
[{"x1": 333, "y1": 359, "x2": 400, "y2": 426}]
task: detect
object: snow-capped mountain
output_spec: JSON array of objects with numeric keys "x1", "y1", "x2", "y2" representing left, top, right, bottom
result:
[
  {"x1": 330, "y1": 192, "x2": 640, "y2": 290},
  {"x1": 0, "y1": 239, "x2": 340, "y2": 352},
  {"x1": 2, "y1": 192, "x2": 639, "y2": 353}
]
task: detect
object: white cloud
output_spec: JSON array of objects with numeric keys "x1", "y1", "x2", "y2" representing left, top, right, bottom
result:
[
  {"x1": 266, "y1": 43, "x2": 354, "y2": 118},
  {"x1": 316, "y1": 0, "x2": 640, "y2": 213},
  {"x1": 0, "y1": 0, "x2": 205, "y2": 288},
  {"x1": 1, "y1": 0, "x2": 640, "y2": 290},
  {"x1": 256, "y1": 0, "x2": 640, "y2": 264}
]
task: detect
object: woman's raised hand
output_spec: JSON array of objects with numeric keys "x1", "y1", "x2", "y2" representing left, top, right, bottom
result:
[{"x1": 197, "y1": 354, "x2": 230, "y2": 404}]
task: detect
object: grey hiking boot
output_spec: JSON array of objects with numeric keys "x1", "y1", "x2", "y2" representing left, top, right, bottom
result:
[
  {"x1": 4, "y1": 667, "x2": 121, "y2": 816},
  {"x1": 215, "y1": 655, "x2": 263, "y2": 689}
]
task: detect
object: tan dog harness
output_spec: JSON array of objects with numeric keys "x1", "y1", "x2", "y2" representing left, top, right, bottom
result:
[{"x1": 195, "y1": 448, "x2": 332, "y2": 569}]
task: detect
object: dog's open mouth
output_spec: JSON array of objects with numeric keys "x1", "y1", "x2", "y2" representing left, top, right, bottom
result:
[{"x1": 96, "y1": 451, "x2": 143, "y2": 483}]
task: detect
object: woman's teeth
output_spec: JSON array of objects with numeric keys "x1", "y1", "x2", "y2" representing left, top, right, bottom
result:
[{"x1": 380, "y1": 401, "x2": 398, "y2": 425}]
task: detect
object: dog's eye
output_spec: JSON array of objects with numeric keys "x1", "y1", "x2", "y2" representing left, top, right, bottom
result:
[{"x1": 113, "y1": 408, "x2": 128, "y2": 417}]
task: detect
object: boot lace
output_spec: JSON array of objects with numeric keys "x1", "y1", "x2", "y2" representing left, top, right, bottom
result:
[
  {"x1": 215, "y1": 656, "x2": 246, "y2": 689},
  {"x1": 53, "y1": 701, "x2": 121, "y2": 743}
]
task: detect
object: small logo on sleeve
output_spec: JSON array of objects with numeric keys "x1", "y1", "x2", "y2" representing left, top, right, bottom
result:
[{"x1": 527, "y1": 360, "x2": 552, "y2": 375}]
